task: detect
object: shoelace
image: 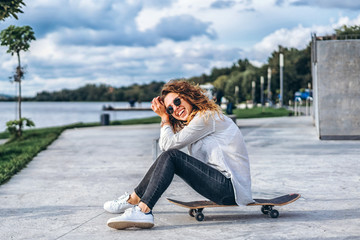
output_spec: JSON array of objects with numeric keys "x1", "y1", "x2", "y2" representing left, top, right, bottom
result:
[
  {"x1": 115, "y1": 193, "x2": 129, "y2": 203},
  {"x1": 123, "y1": 206, "x2": 138, "y2": 216},
  {"x1": 110, "y1": 192, "x2": 129, "y2": 208}
]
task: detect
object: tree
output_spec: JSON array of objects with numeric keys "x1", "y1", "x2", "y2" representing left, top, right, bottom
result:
[
  {"x1": 237, "y1": 59, "x2": 251, "y2": 72},
  {"x1": 267, "y1": 45, "x2": 312, "y2": 105},
  {"x1": 213, "y1": 75, "x2": 228, "y2": 93},
  {"x1": 0, "y1": 25, "x2": 36, "y2": 136},
  {"x1": 335, "y1": 25, "x2": 360, "y2": 36},
  {"x1": 224, "y1": 71, "x2": 241, "y2": 104},
  {"x1": 213, "y1": 75, "x2": 228, "y2": 104},
  {"x1": 0, "y1": 0, "x2": 26, "y2": 21}
]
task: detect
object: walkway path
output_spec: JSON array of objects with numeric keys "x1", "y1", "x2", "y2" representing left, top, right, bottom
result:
[{"x1": 0, "y1": 116, "x2": 359, "y2": 239}]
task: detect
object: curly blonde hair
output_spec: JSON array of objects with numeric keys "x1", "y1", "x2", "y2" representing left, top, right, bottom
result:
[{"x1": 161, "y1": 80, "x2": 222, "y2": 132}]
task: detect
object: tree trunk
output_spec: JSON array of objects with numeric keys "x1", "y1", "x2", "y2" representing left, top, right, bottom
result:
[{"x1": 17, "y1": 51, "x2": 22, "y2": 137}]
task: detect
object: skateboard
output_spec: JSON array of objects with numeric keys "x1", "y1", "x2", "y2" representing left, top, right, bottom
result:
[{"x1": 167, "y1": 193, "x2": 301, "y2": 221}]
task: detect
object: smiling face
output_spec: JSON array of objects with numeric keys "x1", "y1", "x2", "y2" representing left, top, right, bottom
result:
[{"x1": 164, "y1": 92, "x2": 193, "y2": 121}]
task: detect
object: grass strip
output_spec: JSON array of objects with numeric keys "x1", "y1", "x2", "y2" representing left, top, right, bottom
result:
[
  {"x1": 0, "y1": 127, "x2": 62, "y2": 185},
  {"x1": 0, "y1": 131, "x2": 10, "y2": 139},
  {"x1": 232, "y1": 107, "x2": 293, "y2": 119},
  {"x1": 0, "y1": 116, "x2": 160, "y2": 185}
]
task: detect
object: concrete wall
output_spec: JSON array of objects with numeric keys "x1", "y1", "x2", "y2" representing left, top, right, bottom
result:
[{"x1": 312, "y1": 39, "x2": 360, "y2": 140}]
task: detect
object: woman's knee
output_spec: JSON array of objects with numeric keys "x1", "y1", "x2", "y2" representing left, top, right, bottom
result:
[
  {"x1": 155, "y1": 149, "x2": 182, "y2": 167},
  {"x1": 158, "y1": 149, "x2": 181, "y2": 160}
]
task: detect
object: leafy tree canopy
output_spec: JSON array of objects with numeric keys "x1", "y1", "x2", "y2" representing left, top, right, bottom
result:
[
  {"x1": 335, "y1": 25, "x2": 360, "y2": 36},
  {"x1": 0, "y1": 0, "x2": 25, "y2": 21},
  {"x1": 30, "y1": 82, "x2": 165, "y2": 102},
  {"x1": 0, "y1": 25, "x2": 36, "y2": 56}
]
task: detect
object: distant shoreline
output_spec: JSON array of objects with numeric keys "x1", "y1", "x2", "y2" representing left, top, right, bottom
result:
[{"x1": 0, "y1": 101, "x2": 156, "y2": 132}]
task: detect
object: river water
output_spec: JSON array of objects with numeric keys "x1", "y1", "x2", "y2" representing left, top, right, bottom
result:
[{"x1": 0, "y1": 101, "x2": 156, "y2": 131}]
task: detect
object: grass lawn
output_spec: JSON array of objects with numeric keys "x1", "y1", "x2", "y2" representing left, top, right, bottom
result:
[
  {"x1": 0, "y1": 127, "x2": 63, "y2": 185},
  {"x1": 232, "y1": 107, "x2": 293, "y2": 119},
  {"x1": 0, "y1": 116, "x2": 160, "y2": 185},
  {"x1": 0, "y1": 131, "x2": 10, "y2": 139}
]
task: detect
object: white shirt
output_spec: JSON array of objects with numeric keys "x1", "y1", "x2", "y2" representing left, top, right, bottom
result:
[{"x1": 159, "y1": 111, "x2": 253, "y2": 205}]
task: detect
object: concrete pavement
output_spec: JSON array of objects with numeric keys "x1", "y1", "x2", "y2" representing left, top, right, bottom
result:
[{"x1": 0, "y1": 116, "x2": 359, "y2": 239}]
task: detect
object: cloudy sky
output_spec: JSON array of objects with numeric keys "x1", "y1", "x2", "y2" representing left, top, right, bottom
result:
[{"x1": 1, "y1": 0, "x2": 360, "y2": 97}]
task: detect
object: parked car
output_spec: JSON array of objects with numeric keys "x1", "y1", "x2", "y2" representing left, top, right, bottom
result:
[{"x1": 294, "y1": 89, "x2": 312, "y2": 100}]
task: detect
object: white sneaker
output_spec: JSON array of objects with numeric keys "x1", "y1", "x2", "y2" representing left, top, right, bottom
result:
[
  {"x1": 104, "y1": 192, "x2": 132, "y2": 214},
  {"x1": 107, "y1": 206, "x2": 154, "y2": 230}
]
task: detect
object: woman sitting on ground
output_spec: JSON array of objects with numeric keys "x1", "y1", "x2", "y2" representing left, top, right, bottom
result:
[{"x1": 104, "y1": 80, "x2": 253, "y2": 230}]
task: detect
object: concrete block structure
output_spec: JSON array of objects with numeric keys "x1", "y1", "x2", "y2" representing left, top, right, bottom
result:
[{"x1": 311, "y1": 37, "x2": 360, "y2": 140}]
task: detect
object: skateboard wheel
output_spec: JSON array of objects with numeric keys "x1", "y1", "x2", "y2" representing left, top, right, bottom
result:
[
  {"x1": 189, "y1": 209, "x2": 195, "y2": 217},
  {"x1": 261, "y1": 205, "x2": 272, "y2": 214},
  {"x1": 269, "y1": 209, "x2": 279, "y2": 218},
  {"x1": 195, "y1": 212, "x2": 205, "y2": 221}
]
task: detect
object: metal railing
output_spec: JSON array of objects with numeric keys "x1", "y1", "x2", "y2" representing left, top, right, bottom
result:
[
  {"x1": 316, "y1": 34, "x2": 360, "y2": 41},
  {"x1": 152, "y1": 138, "x2": 161, "y2": 161},
  {"x1": 306, "y1": 97, "x2": 313, "y2": 116},
  {"x1": 294, "y1": 97, "x2": 302, "y2": 116}
]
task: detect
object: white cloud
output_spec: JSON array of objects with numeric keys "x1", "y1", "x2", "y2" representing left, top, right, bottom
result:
[
  {"x1": 136, "y1": 0, "x2": 218, "y2": 32},
  {"x1": 289, "y1": 0, "x2": 360, "y2": 10},
  {"x1": 332, "y1": 15, "x2": 360, "y2": 28},
  {"x1": 246, "y1": 14, "x2": 360, "y2": 63},
  {"x1": 1, "y1": 36, "x2": 242, "y2": 96},
  {"x1": 210, "y1": 0, "x2": 236, "y2": 9},
  {"x1": 250, "y1": 25, "x2": 313, "y2": 60},
  {"x1": 2, "y1": 0, "x2": 360, "y2": 97}
]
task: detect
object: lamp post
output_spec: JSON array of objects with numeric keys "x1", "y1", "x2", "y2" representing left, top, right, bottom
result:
[
  {"x1": 235, "y1": 86, "x2": 239, "y2": 105},
  {"x1": 261, "y1": 76, "x2": 265, "y2": 112},
  {"x1": 267, "y1": 67, "x2": 271, "y2": 105},
  {"x1": 260, "y1": 76, "x2": 264, "y2": 106},
  {"x1": 252, "y1": 80, "x2": 256, "y2": 107},
  {"x1": 279, "y1": 53, "x2": 284, "y2": 107}
]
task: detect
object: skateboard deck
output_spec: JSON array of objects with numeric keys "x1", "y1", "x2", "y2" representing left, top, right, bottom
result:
[{"x1": 167, "y1": 193, "x2": 300, "y2": 221}]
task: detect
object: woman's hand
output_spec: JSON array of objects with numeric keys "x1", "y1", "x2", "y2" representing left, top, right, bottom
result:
[{"x1": 151, "y1": 96, "x2": 168, "y2": 120}]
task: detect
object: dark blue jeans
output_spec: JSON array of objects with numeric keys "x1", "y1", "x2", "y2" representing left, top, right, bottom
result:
[{"x1": 134, "y1": 149, "x2": 236, "y2": 209}]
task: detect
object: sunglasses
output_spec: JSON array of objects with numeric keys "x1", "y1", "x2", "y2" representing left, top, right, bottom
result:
[{"x1": 166, "y1": 97, "x2": 181, "y2": 115}]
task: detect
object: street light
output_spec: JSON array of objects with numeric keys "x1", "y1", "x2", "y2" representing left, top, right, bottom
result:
[
  {"x1": 267, "y1": 67, "x2": 271, "y2": 105},
  {"x1": 252, "y1": 80, "x2": 256, "y2": 107},
  {"x1": 260, "y1": 76, "x2": 264, "y2": 106},
  {"x1": 279, "y1": 53, "x2": 284, "y2": 107},
  {"x1": 235, "y1": 86, "x2": 239, "y2": 105}
]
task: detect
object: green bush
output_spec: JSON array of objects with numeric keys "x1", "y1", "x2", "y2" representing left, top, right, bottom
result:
[{"x1": 6, "y1": 117, "x2": 35, "y2": 138}]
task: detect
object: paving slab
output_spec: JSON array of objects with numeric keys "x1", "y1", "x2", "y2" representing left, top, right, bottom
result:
[{"x1": 0, "y1": 116, "x2": 359, "y2": 240}]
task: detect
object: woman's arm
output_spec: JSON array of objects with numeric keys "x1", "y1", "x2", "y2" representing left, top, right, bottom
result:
[
  {"x1": 151, "y1": 96, "x2": 170, "y2": 127},
  {"x1": 159, "y1": 112, "x2": 215, "y2": 151}
]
